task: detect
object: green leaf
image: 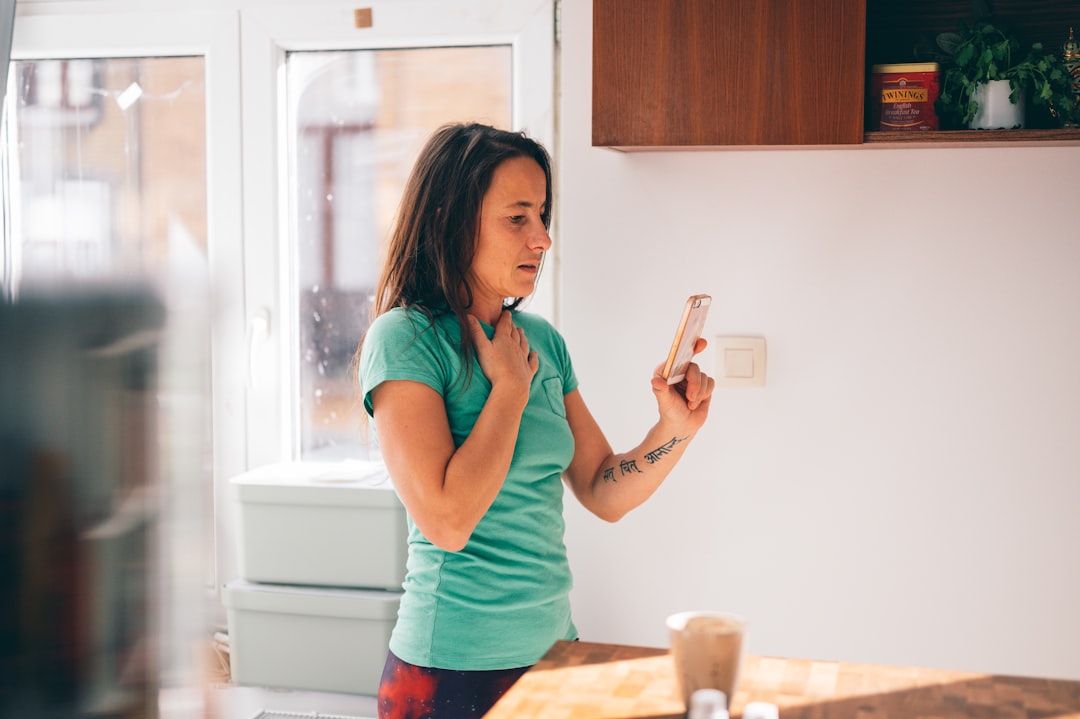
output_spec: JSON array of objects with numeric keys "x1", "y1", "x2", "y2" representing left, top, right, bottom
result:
[
  {"x1": 965, "y1": 99, "x2": 979, "y2": 124},
  {"x1": 937, "y1": 32, "x2": 962, "y2": 55}
]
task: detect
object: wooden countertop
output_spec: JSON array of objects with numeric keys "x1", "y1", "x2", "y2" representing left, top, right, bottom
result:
[{"x1": 484, "y1": 640, "x2": 1080, "y2": 718}]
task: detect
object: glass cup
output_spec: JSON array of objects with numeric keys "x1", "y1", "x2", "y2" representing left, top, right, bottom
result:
[{"x1": 667, "y1": 610, "x2": 747, "y2": 710}]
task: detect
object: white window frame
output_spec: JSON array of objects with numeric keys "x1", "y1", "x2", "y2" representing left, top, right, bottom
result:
[
  {"x1": 240, "y1": 0, "x2": 556, "y2": 470},
  {"x1": 9, "y1": 2, "x2": 247, "y2": 598}
]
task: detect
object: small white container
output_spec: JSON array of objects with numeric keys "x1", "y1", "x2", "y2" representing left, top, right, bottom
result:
[
  {"x1": 968, "y1": 79, "x2": 1025, "y2": 129},
  {"x1": 743, "y1": 702, "x2": 780, "y2": 719},
  {"x1": 230, "y1": 460, "x2": 407, "y2": 590},
  {"x1": 223, "y1": 580, "x2": 400, "y2": 695}
]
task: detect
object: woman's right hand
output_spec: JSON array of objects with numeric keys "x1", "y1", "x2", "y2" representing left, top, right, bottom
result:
[{"x1": 469, "y1": 311, "x2": 538, "y2": 402}]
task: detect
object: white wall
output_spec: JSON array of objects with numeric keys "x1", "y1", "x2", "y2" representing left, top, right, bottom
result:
[{"x1": 556, "y1": 0, "x2": 1080, "y2": 680}]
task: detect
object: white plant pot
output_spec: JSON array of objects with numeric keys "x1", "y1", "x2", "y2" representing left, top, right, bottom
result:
[{"x1": 968, "y1": 79, "x2": 1025, "y2": 129}]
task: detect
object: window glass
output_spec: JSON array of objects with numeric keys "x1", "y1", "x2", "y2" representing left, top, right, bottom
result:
[
  {"x1": 3, "y1": 57, "x2": 207, "y2": 288},
  {"x1": 2, "y1": 53, "x2": 215, "y2": 583},
  {"x1": 287, "y1": 46, "x2": 511, "y2": 460}
]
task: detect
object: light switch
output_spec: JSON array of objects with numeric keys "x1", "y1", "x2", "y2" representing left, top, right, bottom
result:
[
  {"x1": 724, "y1": 348, "x2": 755, "y2": 378},
  {"x1": 714, "y1": 336, "x2": 766, "y2": 388}
]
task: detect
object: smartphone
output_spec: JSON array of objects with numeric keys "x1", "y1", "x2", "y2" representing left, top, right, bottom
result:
[{"x1": 660, "y1": 294, "x2": 711, "y2": 384}]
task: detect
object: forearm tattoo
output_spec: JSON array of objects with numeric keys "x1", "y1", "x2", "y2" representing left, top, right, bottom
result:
[
  {"x1": 643, "y1": 436, "x2": 686, "y2": 464},
  {"x1": 601, "y1": 436, "x2": 687, "y2": 483}
]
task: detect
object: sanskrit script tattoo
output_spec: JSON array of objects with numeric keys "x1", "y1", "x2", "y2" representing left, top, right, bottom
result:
[
  {"x1": 603, "y1": 460, "x2": 642, "y2": 483},
  {"x1": 643, "y1": 436, "x2": 687, "y2": 464},
  {"x1": 600, "y1": 437, "x2": 687, "y2": 483}
]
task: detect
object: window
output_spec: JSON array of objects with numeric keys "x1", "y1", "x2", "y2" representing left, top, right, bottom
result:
[
  {"x1": 3, "y1": 2, "x2": 246, "y2": 684},
  {"x1": 241, "y1": 1, "x2": 555, "y2": 469},
  {"x1": 4, "y1": 57, "x2": 206, "y2": 286}
]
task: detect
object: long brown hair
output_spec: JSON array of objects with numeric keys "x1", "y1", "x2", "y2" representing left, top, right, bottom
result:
[{"x1": 353, "y1": 122, "x2": 552, "y2": 382}]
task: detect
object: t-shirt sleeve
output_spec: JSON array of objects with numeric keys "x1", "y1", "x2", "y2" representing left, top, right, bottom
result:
[{"x1": 359, "y1": 310, "x2": 446, "y2": 417}]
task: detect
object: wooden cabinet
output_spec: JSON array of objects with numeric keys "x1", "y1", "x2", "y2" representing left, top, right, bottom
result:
[
  {"x1": 592, "y1": 0, "x2": 867, "y2": 148},
  {"x1": 592, "y1": 0, "x2": 1080, "y2": 149}
]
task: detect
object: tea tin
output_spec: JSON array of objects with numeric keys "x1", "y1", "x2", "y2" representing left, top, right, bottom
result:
[{"x1": 870, "y1": 62, "x2": 941, "y2": 131}]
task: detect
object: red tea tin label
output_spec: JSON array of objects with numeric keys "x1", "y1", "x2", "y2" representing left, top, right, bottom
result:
[{"x1": 870, "y1": 62, "x2": 941, "y2": 131}]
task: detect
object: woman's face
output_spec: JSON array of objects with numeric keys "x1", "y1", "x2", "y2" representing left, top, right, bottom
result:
[{"x1": 468, "y1": 155, "x2": 551, "y2": 323}]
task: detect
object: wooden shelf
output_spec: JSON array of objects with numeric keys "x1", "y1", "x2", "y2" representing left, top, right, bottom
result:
[{"x1": 863, "y1": 128, "x2": 1080, "y2": 146}]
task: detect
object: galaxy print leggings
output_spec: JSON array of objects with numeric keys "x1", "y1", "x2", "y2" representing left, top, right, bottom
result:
[{"x1": 376, "y1": 650, "x2": 529, "y2": 719}]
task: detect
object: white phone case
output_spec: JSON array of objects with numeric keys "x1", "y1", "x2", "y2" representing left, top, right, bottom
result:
[{"x1": 661, "y1": 294, "x2": 711, "y2": 384}]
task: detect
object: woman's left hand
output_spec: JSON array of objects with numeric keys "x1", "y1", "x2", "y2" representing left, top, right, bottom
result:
[{"x1": 650, "y1": 337, "x2": 715, "y2": 433}]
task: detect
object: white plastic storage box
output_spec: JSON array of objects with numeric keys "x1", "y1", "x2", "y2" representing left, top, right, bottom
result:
[
  {"x1": 224, "y1": 580, "x2": 399, "y2": 695},
  {"x1": 230, "y1": 460, "x2": 407, "y2": 590}
]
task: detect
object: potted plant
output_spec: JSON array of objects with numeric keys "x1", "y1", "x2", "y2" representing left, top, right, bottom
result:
[{"x1": 935, "y1": 18, "x2": 1076, "y2": 129}]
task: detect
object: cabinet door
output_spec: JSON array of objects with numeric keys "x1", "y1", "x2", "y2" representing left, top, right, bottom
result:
[{"x1": 593, "y1": 0, "x2": 867, "y2": 147}]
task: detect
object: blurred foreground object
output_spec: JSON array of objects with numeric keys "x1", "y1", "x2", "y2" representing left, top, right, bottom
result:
[{"x1": 0, "y1": 283, "x2": 209, "y2": 718}]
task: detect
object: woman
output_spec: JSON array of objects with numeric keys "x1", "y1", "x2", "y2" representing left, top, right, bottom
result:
[{"x1": 356, "y1": 122, "x2": 714, "y2": 719}]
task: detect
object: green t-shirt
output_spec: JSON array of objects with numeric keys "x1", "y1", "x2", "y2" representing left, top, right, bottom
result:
[{"x1": 359, "y1": 307, "x2": 579, "y2": 670}]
